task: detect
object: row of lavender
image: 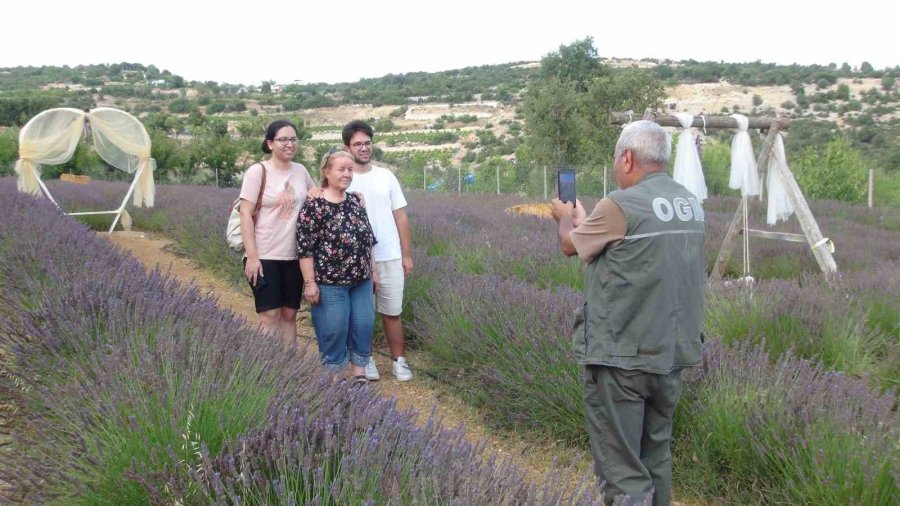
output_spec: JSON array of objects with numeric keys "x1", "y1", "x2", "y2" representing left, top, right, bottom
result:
[
  {"x1": 406, "y1": 192, "x2": 899, "y2": 387},
  {"x1": 401, "y1": 192, "x2": 899, "y2": 503},
  {"x1": 19, "y1": 179, "x2": 899, "y2": 503},
  {"x1": 408, "y1": 252, "x2": 898, "y2": 503},
  {"x1": 0, "y1": 181, "x2": 607, "y2": 504}
]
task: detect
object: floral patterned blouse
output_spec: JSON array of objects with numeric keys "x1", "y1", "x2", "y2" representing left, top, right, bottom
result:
[{"x1": 296, "y1": 193, "x2": 376, "y2": 285}]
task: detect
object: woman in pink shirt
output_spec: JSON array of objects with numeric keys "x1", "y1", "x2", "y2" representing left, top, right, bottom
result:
[{"x1": 238, "y1": 119, "x2": 316, "y2": 346}]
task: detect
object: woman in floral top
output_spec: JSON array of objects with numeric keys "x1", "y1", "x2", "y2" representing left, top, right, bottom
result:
[{"x1": 297, "y1": 150, "x2": 377, "y2": 383}]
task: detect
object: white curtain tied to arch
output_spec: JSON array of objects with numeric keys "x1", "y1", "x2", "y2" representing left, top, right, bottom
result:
[
  {"x1": 766, "y1": 133, "x2": 794, "y2": 225},
  {"x1": 728, "y1": 114, "x2": 759, "y2": 197},
  {"x1": 14, "y1": 108, "x2": 85, "y2": 196},
  {"x1": 671, "y1": 113, "x2": 707, "y2": 201},
  {"x1": 14, "y1": 107, "x2": 155, "y2": 207}
]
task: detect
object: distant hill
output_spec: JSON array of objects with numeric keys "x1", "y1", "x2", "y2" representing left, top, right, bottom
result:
[{"x1": 1, "y1": 58, "x2": 897, "y2": 175}]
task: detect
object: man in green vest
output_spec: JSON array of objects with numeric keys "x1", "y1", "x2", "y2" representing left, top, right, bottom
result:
[{"x1": 551, "y1": 120, "x2": 706, "y2": 506}]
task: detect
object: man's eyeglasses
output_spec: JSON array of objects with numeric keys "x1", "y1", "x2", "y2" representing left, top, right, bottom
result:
[
  {"x1": 274, "y1": 137, "x2": 301, "y2": 145},
  {"x1": 350, "y1": 140, "x2": 373, "y2": 149}
]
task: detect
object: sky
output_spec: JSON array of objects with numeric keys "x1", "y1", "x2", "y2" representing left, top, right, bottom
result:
[{"x1": 2, "y1": 0, "x2": 895, "y2": 86}]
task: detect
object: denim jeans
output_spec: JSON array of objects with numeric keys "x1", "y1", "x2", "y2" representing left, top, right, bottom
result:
[{"x1": 310, "y1": 279, "x2": 374, "y2": 372}]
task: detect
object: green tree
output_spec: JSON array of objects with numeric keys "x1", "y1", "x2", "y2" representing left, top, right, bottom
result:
[
  {"x1": 792, "y1": 137, "x2": 867, "y2": 202},
  {"x1": 539, "y1": 37, "x2": 607, "y2": 91},
  {"x1": 168, "y1": 98, "x2": 191, "y2": 114},
  {"x1": 523, "y1": 77, "x2": 585, "y2": 169}
]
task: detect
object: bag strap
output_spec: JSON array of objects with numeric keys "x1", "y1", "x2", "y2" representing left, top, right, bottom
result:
[{"x1": 252, "y1": 162, "x2": 267, "y2": 220}]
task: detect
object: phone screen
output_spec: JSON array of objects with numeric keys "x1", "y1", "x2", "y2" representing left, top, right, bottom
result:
[{"x1": 558, "y1": 169, "x2": 576, "y2": 203}]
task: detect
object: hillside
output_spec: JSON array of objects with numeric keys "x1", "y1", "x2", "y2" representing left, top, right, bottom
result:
[{"x1": 1, "y1": 59, "x2": 898, "y2": 201}]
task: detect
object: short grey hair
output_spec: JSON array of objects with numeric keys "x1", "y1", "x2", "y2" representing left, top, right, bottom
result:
[{"x1": 614, "y1": 120, "x2": 672, "y2": 168}]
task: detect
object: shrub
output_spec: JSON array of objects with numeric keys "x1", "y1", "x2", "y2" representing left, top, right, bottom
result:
[{"x1": 792, "y1": 137, "x2": 868, "y2": 202}]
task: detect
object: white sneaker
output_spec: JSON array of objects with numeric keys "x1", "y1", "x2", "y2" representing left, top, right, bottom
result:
[
  {"x1": 393, "y1": 357, "x2": 413, "y2": 381},
  {"x1": 364, "y1": 356, "x2": 380, "y2": 381}
]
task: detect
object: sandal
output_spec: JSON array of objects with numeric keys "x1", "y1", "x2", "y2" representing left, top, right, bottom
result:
[{"x1": 351, "y1": 375, "x2": 368, "y2": 388}]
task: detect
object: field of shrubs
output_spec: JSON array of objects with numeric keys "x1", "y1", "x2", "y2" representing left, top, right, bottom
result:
[{"x1": 1, "y1": 177, "x2": 897, "y2": 504}]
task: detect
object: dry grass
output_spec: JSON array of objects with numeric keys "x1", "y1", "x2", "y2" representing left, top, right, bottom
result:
[{"x1": 506, "y1": 202, "x2": 552, "y2": 219}]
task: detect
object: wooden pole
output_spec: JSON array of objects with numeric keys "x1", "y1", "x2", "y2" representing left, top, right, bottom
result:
[
  {"x1": 710, "y1": 196, "x2": 745, "y2": 282},
  {"x1": 603, "y1": 166, "x2": 608, "y2": 197},
  {"x1": 543, "y1": 166, "x2": 547, "y2": 200},
  {"x1": 868, "y1": 169, "x2": 874, "y2": 208},
  {"x1": 610, "y1": 112, "x2": 791, "y2": 130},
  {"x1": 770, "y1": 151, "x2": 838, "y2": 276}
]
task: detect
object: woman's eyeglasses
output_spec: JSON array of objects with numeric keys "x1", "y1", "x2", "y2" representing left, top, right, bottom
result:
[{"x1": 274, "y1": 137, "x2": 300, "y2": 145}]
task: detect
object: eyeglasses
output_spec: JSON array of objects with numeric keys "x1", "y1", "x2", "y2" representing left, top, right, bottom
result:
[
  {"x1": 273, "y1": 137, "x2": 300, "y2": 145},
  {"x1": 350, "y1": 140, "x2": 373, "y2": 149},
  {"x1": 321, "y1": 147, "x2": 341, "y2": 161}
]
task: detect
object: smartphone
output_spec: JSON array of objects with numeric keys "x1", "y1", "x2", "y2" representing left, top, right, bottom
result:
[
  {"x1": 557, "y1": 168, "x2": 576, "y2": 204},
  {"x1": 252, "y1": 273, "x2": 267, "y2": 291}
]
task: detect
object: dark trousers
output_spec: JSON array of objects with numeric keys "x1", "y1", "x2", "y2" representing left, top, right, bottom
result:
[{"x1": 583, "y1": 365, "x2": 683, "y2": 506}]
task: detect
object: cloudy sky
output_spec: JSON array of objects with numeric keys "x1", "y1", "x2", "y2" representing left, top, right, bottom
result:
[{"x1": 2, "y1": 0, "x2": 894, "y2": 85}]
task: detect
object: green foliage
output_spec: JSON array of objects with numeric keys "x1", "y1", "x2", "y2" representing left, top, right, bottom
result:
[
  {"x1": 700, "y1": 141, "x2": 733, "y2": 196},
  {"x1": 372, "y1": 117, "x2": 395, "y2": 132},
  {"x1": 168, "y1": 98, "x2": 191, "y2": 113},
  {"x1": 0, "y1": 127, "x2": 18, "y2": 175},
  {"x1": 524, "y1": 38, "x2": 665, "y2": 196},
  {"x1": 0, "y1": 91, "x2": 86, "y2": 126},
  {"x1": 523, "y1": 77, "x2": 584, "y2": 168},
  {"x1": 873, "y1": 169, "x2": 900, "y2": 205},
  {"x1": 205, "y1": 101, "x2": 226, "y2": 114},
  {"x1": 793, "y1": 137, "x2": 868, "y2": 202},
  {"x1": 539, "y1": 37, "x2": 607, "y2": 91}
]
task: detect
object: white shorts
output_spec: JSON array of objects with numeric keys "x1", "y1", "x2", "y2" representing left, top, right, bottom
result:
[{"x1": 375, "y1": 259, "x2": 404, "y2": 316}]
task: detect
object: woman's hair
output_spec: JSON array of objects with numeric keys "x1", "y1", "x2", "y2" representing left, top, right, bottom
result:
[
  {"x1": 319, "y1": 149, "x2": 354, "y2": 188},
  {"x1": 261, "y1": 119, "x2": 298, "y2": 154}
]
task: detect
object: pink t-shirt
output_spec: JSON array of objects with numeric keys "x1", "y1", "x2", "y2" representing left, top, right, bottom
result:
[{"x1": 239, "y1": 161, "x2": 314, "y2": 260}]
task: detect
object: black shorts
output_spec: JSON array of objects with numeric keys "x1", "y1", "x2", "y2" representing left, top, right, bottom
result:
[{"x1": 244, "y1": 259, "x2": 302, "y2": 313}]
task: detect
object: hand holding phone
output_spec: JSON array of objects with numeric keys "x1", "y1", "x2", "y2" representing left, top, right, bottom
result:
[
  {"x1": 557, "y1": 168, "x2": 576, "y2": 203},
  {"x1": 252, "y1": 273, "x2": 267, "y2": 291}
]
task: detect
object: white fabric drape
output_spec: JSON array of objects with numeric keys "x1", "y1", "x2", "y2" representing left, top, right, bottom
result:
[
  {"x1": 14, "y1": 107, "x2": 155, "y2": 207},
  {"x1": 766, "y1": 134, "x2": 794, "y2": 225},
  {"x1": 89, "y1": 108, "x2": 155, "y2": 207},
  {"x1": 672, "y1": 113, "x2": 708, "y2": 201},
  {"x1": 15, "y1": 108, "x2": 86, "y2": 195},
  {"x1": 728, "y1": 114, "x2": 760, "y2": 196}
]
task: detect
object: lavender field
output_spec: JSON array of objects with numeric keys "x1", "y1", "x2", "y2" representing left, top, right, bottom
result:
[
  {"x1": 2, "y1": 177, "x2": 898, "y2": 504},
  {"x1": 0, "y1": 180, "x2": 607, "y2": 504}
]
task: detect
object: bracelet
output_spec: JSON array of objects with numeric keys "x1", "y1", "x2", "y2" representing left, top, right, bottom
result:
[{"x1": 304, "y1": 280, "x2": 316, "y2": 286}]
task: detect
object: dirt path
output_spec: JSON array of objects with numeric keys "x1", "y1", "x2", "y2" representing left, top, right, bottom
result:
[{"x1": 105, "y1": 231, "x2": 587, "y2": 486}]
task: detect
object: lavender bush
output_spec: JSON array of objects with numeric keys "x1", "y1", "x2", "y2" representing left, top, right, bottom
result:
[
  {"x1": 0, "y1": 183, "x2": 609, "y2": 505},
  {"x1": 409, "y1": 252, "x2": 586, "y2": 443},
  {"x1": 675, "y1": 340, "x2": 898, "y2": 505},
  {"x1": 10, "y1": 177, "x2": 897, "y2": 503},
  {"x1": 706, "y1": 276, "x2": 897, "y2": 386}
]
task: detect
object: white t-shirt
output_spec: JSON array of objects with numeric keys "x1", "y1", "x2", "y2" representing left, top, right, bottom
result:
[
  {"x1": 347, "y1": 165, "x2": 407, "y2": 262},
  {"x1": 239, "y1": 161, "x2": 314, "y2": 260}
]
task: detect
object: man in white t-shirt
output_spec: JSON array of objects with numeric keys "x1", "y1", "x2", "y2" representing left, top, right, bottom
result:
[{"x1": 343, "y1": 120, "x2": 415, "y2": 381}]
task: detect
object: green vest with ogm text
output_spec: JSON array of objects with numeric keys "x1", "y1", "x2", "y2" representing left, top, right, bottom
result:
[{"x1": 573, "y1": 172, "x2": 706, "y2": 373}]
